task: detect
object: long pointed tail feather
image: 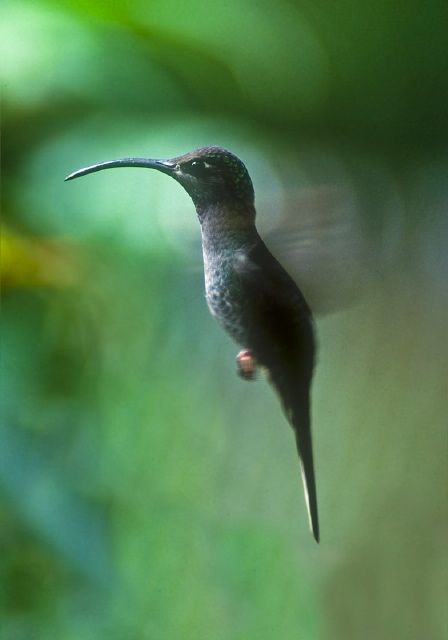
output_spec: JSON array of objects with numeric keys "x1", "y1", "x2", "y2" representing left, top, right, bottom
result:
[
  {"x1": 292, "y1": 403, "x2": 319, "y2": 543},
  {"x1": 266, "y1": 363, "x2": 319, "y2": 542}
]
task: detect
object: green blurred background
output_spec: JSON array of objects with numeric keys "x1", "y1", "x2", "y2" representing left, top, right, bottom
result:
[{"x1": 1, "y1": 1, "x2": 447, "y2": 639}]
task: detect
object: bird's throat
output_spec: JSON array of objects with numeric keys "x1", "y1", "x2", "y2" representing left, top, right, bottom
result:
[{"x1": 197, "y1": 202, "x2": 257, "y2": 252}]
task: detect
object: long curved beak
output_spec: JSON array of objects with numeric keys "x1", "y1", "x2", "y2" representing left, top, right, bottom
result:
[{"x1": 65, "y1": 158, "x2": 176, "y2": 181}]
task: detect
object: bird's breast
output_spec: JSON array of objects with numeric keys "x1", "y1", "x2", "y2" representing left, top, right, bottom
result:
[{"x1": 203, "y1": 253, "x2": 249, "y2": 346}]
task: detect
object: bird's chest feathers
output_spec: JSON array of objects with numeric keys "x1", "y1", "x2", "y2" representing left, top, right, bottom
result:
[
  {"x1": 204, "y1": 252, "x2": 241, "y2": 313},
  {"x1": 202, "y1": 250, "x2": 248, "y2": 342},
  {"x1": 199, "y1": 215, "x2": 259, "y2": 342}
]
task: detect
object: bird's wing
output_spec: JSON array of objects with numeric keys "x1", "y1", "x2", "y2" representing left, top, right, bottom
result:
[
  {"x1": 233, "y1": 240, "x2": 320, "y2": 542},
  {"x1": 233, "y1": 240, "x2": 314, "y2": 371}
]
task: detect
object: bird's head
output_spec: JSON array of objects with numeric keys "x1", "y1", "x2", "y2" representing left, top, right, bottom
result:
[
  {"x1": 66, "y1": 146, "x2": 255, "y2": 214},
  {"x1": 168, "y1": 147, "x2": 254, "y2": 209}
]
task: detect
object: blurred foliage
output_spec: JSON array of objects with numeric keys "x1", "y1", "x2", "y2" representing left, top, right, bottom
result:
[{"x1": 1, "y1": 1, "x2": 447, "y2": 639}]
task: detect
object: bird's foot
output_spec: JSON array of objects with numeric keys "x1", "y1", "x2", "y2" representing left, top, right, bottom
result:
[{"x1": 236, "y1": 350, "x2": 258, "y2": 381}]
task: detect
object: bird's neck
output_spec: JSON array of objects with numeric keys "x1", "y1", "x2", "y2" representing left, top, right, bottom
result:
[{"x1": 197, "y1": 202, "x2": 258, "y2": 254}]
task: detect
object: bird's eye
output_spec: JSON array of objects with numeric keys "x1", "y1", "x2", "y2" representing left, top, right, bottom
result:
[{"x1": 184, "y1": 159, "x2": 211, "y2": 177}]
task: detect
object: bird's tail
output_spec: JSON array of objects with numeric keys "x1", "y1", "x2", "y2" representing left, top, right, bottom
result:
[
  {"x1": 288, "y1": 392, "x2": 319, "y2": 543},
  {"x1": 267, "y1": 365, "x2": 319, "y2": 542}
]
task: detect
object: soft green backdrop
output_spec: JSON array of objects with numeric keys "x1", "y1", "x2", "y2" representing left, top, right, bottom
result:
[{"x1": 1, "y1": 1, "x2": 447, "y2": 639}]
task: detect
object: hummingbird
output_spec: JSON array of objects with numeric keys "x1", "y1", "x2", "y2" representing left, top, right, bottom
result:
[{"x1": 66, "y1": 146, "x2": 320, "y2": 542}]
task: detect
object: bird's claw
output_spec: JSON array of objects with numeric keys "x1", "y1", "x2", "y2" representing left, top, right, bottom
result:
[{"x1": 236, "y1": 349, "x2": 257, "y2": 380}]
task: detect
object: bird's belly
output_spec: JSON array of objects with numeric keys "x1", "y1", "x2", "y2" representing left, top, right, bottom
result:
[{"x1": 205, "y1": 284, "x2": 248, "y2": 346}]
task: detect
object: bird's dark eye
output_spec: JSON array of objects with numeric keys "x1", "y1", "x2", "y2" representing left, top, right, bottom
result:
[{"x1": 183, "y1": 159, "x2": 211, "y2": 177}]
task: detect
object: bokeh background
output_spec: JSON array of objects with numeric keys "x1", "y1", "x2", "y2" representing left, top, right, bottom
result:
[{"x1": 1, "y1": 1, "x2": 447, "y2": 639}]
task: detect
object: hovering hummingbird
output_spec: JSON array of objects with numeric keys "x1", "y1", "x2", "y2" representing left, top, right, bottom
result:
[{"x1": 66, "y1": 146, "x2": 320, "y2": 542}]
